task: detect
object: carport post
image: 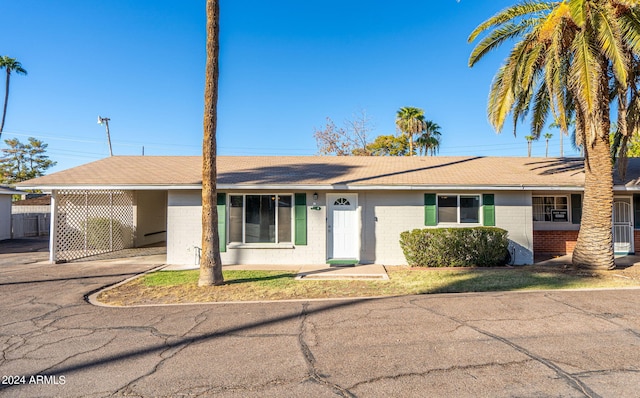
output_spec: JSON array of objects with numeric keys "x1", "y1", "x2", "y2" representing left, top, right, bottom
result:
[{"x1": 49, "y1": 190, "x2": 58, "y2": 263}]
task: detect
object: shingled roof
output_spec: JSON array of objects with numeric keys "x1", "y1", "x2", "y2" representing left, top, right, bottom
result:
[{"x1": 15, "y1": 155, "x2": 640, "y2": 191}]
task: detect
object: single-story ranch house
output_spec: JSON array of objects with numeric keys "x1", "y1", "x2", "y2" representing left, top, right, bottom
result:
[{"x1": 17, "y1": 155, "x2": 640, "y2": 266}]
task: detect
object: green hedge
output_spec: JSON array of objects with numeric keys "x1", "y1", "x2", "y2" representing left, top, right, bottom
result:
[{"x1": 399, "y1": 227, "x2": 509, "y2": 267}]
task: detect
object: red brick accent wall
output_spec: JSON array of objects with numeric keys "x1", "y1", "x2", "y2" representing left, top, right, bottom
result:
[
  {"x1": 533, "y1": 230, "x2": 579, "y2": 255},
  {"x1": 635, "y1": 230, "x2": 640, "y2": 254}
]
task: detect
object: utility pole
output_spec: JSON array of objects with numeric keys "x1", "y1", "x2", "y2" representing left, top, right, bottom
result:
[{"x1": 97, "y1": 116, "x2": 113, "y2": 156}]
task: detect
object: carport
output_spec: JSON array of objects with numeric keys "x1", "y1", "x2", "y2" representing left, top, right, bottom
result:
[{"x1": 49, "y1": 189, "x2": 167, "y2": 263}]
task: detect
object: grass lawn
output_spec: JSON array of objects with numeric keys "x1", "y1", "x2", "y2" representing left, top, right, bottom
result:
[{"x1": 96, "y1": 265, "x2": 640, "y2": 306}]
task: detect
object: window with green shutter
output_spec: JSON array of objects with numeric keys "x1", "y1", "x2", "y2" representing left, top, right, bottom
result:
[
  {"x1": 571, "y1": 194, "x2": 582, "y2": 225},
  {"x1": 217, "y1": 193, "x2": 226, "y2": 252},
  {"x1": 424, "y1": 194, "x2": 437, "y2": 226},
  {"x1": 294, "y1": 193, "x2": 307, "y2": 245},
  {"x1": 482, "y1": 194, "x2": 495, "y2": 226},
  {"x1": 634, "y1": 194, "x2": 640, "y2": 229}
]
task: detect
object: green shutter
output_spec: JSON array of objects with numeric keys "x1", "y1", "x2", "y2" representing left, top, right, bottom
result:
[
  {"x1": 571, "y1": 194, "x2": 582, "y2": 225},
  {"x1": 294, "y1": 193, "x2": 307, "y2": 245},
  {"x1": 634, "y1": 195, "x2": 640, "y2": 229},
  {"x1": 424, "y1": 194, "x2": 437, "y2": 226},
  {"x1": 482, "y1": 194, "x2": 495, "y2": 226},
  {"x1": 217, "y1": 193, "x2": 226, "y2": 252}
]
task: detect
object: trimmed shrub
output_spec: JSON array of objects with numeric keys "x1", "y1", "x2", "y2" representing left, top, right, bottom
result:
[{"x1": 399, "y1": 227, "x2": 509, "y2": 267}]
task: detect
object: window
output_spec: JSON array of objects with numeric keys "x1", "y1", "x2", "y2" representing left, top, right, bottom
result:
[
  {"x1": 532, "y1": 196, "x2": 568, "y2": 222},
  {"x1": 437, "y1": 195, "x2": 480, "y2": 224},
  {"x1": 229, "y1": 194, "x2": 292, "y2": 243}
]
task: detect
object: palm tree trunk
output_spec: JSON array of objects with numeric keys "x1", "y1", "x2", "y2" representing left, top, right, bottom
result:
[
  {"x1": 198, "y1": 0, "x2": 224, "y2": 286},
  {"x1": 0, "y1": 70, "x2": 10, "y2": 134},
  {"x1": 572, "y1": 133, "x2": 614, "y2": 269},
  {"x1": 545, "y1": 140, "x2": 549, "y2": 157},
  {"x1": 408, "y1": 133, "x2": 413, "y2": 156}
]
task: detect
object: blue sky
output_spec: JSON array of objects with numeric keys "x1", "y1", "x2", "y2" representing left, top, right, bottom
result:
[{"x1": 1, "y1": 1, "x2": 581, "y2": 174}]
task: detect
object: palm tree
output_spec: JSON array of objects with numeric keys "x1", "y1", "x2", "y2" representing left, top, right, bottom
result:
[
  {"x1": 525, "y1": 135, "x2": 535, "y2": 157},
  {"x1": 395, "y1": 107, "x2": 426, "y2": 156},
  {"x1": 198, "y1": 0, "x2": 224, "y2": 286},
  {"x1": 469, "y1": 1, "x2": 640, "y2": 270},
  {"x1": 543, "y1": 132, "x2": 553, "y2": 157},
  {"x1": 416, "y1": 120, "x2": 442, "y2": 156},
  {"x1": 0, "y1": 56, "x2": 27, "y2": 136}
]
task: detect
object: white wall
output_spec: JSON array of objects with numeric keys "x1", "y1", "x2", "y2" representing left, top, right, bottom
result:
[
  {"x1": 134, "y1": 190, "x2": 167, "y2": 247},
  {"x1": 0, "y1": 195, "x2": 11, "y2": 240},
  {"x1": 167, "y1": 190, "x2": 203, "y2": 266},
  {"x1": 495, "y1": 191, "x2": 534, "y2": 264},
  {"x1": 166, "y1": 189, "x2": 535, "y2": 267},
  {"x1": 360, "y1": 191, "x2": 425, "y2": 265},
  {"x1": 167, "y1": 190, "x2": 327, "y2": 267}
]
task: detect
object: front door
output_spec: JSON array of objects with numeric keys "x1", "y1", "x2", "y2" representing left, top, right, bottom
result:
[
  {"x1": 327, "y1": 194, "x2": 359, "y2": 260},
  {"x1": 613, "y1": 199, "x2": 633, "y2": 254}
]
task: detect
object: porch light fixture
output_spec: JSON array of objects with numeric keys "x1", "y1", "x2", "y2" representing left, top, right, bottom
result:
[{"x1": 313, "y1": 193, "x2": 318, "y2": 201}]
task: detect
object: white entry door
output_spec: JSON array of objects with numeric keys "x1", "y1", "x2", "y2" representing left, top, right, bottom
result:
[
  {"x1": 613, "y1": 199, "x2": 633, "y2": 254},
  {"x1": 328, "y1": 194, "x2": 359, "y2": 259}
]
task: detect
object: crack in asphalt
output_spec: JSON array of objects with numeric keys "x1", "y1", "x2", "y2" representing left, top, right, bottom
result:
[
  {"x1": 115, "y1": 309, "x2": 212, "y2": 396},
  {"x1": 545, "y1": 293, "x2": 640, "y2": 339},
  {"x1": 409, "y1": 299, "x2": 602, "y2": 398},
  {"x1": 39, "y1": 334, "x2": 119, "y2": 376},
  {"x1": 347, "y1": 359, "x2": 534, "y2": 390},
  {"x1": 298, "y1": 302, "x2": 355, "y2": 398}
]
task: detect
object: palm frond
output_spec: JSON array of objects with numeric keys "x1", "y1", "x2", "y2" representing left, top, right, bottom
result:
[
  {"x1": 570, "y1": 30, "x2": 599, "y2": 120},
  {"x1": 469, "y1": 20, "x2": 538, "y2": 67},
  {"x1": 619, "y1": 9, "x2": 640, "y2": 56},
  {"x1": 532, "y1": 80, "x2": 551, "y2": 138},
  {"x1": 488, "y1": 64, "x2": 516, "y2": 132},
  {"x1": 595, "y1": 5, "x2": 628, "y2": 85},
  {"x1": 568, "y1": 0, "x2": 587, "y2": 28},
  {"x1": 468, "y1": 0, "x2": 556, "y2": 43}
]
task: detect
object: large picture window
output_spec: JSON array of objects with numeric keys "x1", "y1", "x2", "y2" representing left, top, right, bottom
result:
[
  {"x1": 437, "y1": 195, "x2": 480, "y2": 224},
  {"x1": 532, "y1": 196, "x2": 568, "y2": 222},
  {"x1": 229, "y1": 194, "x2": 292, "y2": 243}
]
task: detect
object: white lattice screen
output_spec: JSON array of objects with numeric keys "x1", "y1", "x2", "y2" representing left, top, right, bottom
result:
[{"x1": 54, "y1": 190, "x2": 134, "y2": 262}]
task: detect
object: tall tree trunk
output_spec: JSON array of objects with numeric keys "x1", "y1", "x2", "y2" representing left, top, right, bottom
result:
[
  {"x1": 572, "y1": 59, "x2": 615, "y2": 270},
  {"x1": 198, "y1": 0, "x2": 224, "y2": 286},
  {"x1": 0, "y1": 71, "x2": 10, "y2": 134},
  {"x1": 545, "y1": 140, "x2": 549, "y2": 157},
  {"x1": 572, "y1": 133, "x2": 614, "y2": 269}
]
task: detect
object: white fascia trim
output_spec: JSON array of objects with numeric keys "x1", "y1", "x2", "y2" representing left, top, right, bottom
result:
[
  {"x1": 219, "y1": 184, "x2": 588, "y2": 191},
  {"x1": 21, "y1": 184, "x2": 595, "y2": 192},
  {"x1": 16, "y1": 185, "x2": 204, "y2": 191}
]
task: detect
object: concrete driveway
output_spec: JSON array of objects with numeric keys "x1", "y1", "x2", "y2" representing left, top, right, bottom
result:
[{"x1": 0, "y1": 256, "x2": 639, "y2": 396}]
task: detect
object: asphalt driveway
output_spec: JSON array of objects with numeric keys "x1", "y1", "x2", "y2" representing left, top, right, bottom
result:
[{"x1": 0, "y1": 253, "x2": 639, "y2": 396}]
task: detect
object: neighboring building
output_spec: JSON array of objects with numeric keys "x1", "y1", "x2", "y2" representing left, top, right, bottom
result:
[
  {"x1": 16, "y1": 156, "x2": 640, "y2": 266},
  {"x1": 0, "y1": 186, "x2": 26, "y2": 241},
  {"x1": 11, "y1": 195, "x2": 51, "y2": 238}
]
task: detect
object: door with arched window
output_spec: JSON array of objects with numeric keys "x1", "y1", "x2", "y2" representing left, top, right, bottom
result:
[{"x1": 327, "y1": 194, "x2": 359, "y2": 260}]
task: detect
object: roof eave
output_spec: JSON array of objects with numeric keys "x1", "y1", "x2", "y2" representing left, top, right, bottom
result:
[{"x1": 22, "y1": 183, "x2": 592, "y2": 192}]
